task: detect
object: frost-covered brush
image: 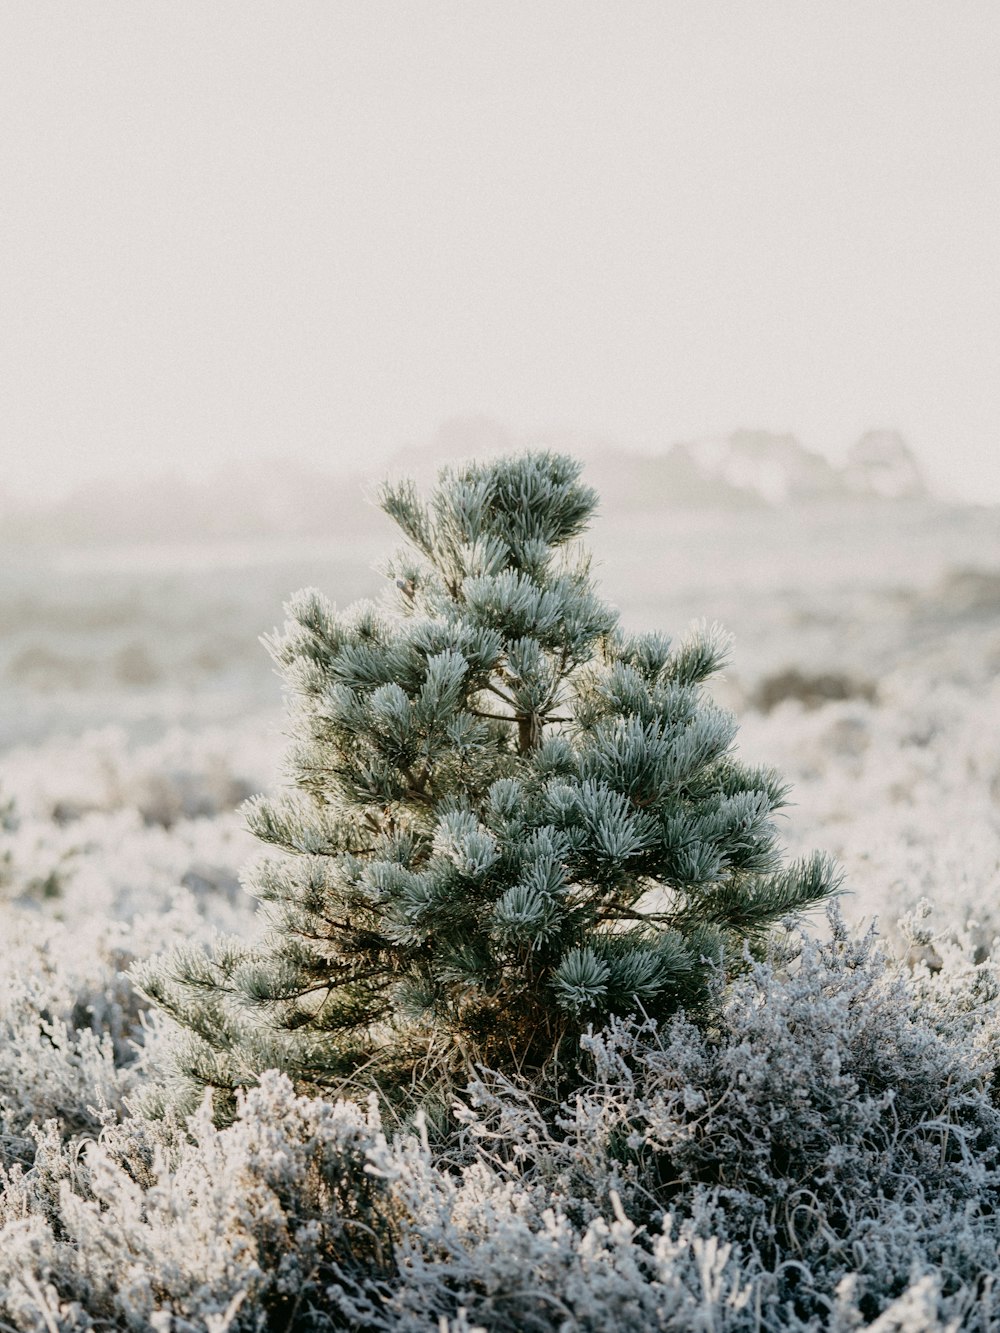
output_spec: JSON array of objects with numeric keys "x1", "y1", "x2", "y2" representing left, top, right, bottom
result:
[{"x1": 137, "y1": 451, "x2": 838, "y2": 1115}]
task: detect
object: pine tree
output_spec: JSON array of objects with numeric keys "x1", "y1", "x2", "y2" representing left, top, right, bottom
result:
[{"x1": 139, "y1": 451, "x2": 838, "y2": 1114}]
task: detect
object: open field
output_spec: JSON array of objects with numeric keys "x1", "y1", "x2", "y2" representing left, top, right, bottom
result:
[
  {"x1": 2, "y1": 491, "x2": 1000, "y2": 1329},
  {"x1": 4, "y1": 495, "x2": 998, "y2": 928},
  {"x1": 3, "y1": 495, "x2": 1000, "y2": 1090}
]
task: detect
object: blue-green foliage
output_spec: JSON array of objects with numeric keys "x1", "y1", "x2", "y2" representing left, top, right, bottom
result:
[{"x1": 140, "y1": 451, "x2": 837, "y2": 1104}]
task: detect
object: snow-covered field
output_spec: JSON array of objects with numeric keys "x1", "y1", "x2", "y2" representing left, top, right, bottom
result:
[
  {"x1": 4, "y1": 497, "x2": 999, "y2": 1079},
  {"x1": 2, "y1": 492, "x2": 1000, "y2": 1329},
  {"x1": 5, "y1": 497, "x2": 997, "y2": 937}
]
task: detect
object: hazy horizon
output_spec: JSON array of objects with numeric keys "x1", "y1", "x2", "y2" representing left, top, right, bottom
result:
[
  {"x1": 3, "y1": 3, "x2": 999, "y2": 503},
  {"x1": 0, "y1": 418, "x2": 955, "y2": 526},
  {"x1": 0, "y1": 417, "x2": 971, "y2": 508}
]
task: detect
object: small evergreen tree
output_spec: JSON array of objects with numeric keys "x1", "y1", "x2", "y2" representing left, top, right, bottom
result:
[{"x1": 141, "y1": 451, "x2": 837, "y2": 1113}]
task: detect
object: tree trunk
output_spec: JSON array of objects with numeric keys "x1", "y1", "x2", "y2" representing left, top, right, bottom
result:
[{"x1": 517, "y1": 712, "x2": 543, "y2": 754}]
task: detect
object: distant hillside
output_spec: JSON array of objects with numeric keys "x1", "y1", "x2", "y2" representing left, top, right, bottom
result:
[
  {"x1": 1, "y1": 423, "x2": 937, "y2": 548},
  {"x1": 0, "y1": 459, "x2": 382, "y2": 548},
  {"x1": 657, "y1": 428, "x2": 928, "y2": 506},
  {"x1": 386, "y1": 420, "x2": 931, "y2": 513},
  {"x1": 842, "y1": 430, "x2": 927, "y2": 499}
]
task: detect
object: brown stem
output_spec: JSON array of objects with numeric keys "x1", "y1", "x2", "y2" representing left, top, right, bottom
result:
[{"x1": 517, "y1": 713, "x2": 543, "y2": 754}]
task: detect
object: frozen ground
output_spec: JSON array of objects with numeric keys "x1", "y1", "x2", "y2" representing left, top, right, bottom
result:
[
  {"x1": 2, "y1": 487, "x2": 1000, "y2": 1329},
  {"x1": 1, "y1": 493, "x2": 999, "y2": 1093}
]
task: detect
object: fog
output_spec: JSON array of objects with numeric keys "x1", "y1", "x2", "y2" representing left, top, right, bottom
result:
[{"x1": 3, "y1": 2, "x2": 1000, "y2": 504}]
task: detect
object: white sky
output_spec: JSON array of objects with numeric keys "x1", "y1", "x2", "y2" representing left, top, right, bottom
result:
[{"x1": 2, "y1": 2, "x2": 999, "y2": 502}]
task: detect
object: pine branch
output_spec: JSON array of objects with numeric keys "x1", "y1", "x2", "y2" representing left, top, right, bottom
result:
[{"x1": 144, "y1": 448, "x2": 840, "y2": 1113}]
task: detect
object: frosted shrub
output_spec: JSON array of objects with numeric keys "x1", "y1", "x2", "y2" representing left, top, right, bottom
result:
[
  {"x1": 0, "y1": 1072, "x2": 397, "y2": 1331},
  {"x1": 5, "y1": 912, "x2": 1000, "y2": 1331},
  {"x1": 737, "y1": 672, "x2": 1000, "y2": 948},
  {"x1": 455, "y1": 910, "x2": 1000, "y2": 1328},
  {"x1": 0, "y1": 932, "x2": 139, "y2": 1164},
  {"x1": 0, "y1": 728, "x2": 264, "y2": 1161}
]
